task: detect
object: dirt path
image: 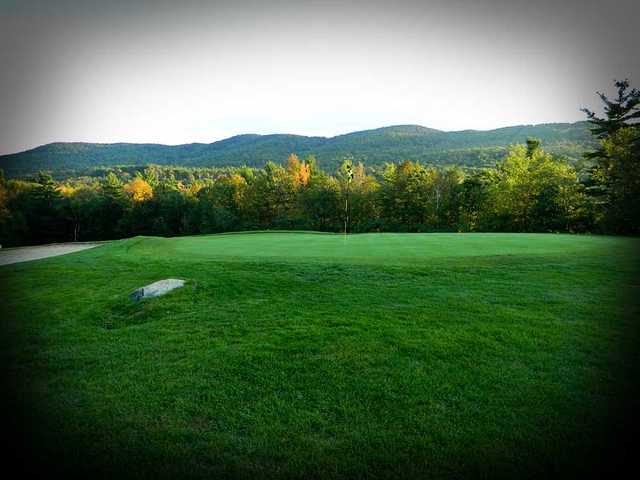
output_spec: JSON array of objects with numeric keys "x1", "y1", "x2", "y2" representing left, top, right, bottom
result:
[{"x1": 0, "y1": 242, "x2": 105, "y2": 266}]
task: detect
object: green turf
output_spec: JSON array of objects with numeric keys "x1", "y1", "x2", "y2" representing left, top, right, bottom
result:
[{"x1": 1, "y1": 232, "x2": 639, "y2": 479}]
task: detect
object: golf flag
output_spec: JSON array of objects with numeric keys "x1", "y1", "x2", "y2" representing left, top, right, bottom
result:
[{"x1": 346, "y1": 163, "x2": 354, "y2": 183}]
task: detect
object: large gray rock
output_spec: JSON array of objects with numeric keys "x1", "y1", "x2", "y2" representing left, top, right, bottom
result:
[{"x1": 129, "y1": 278, "x2": 185, "y2": 301}]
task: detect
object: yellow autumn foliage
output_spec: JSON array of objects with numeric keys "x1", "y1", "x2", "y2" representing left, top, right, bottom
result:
[
  {"x1": 57, "y1": 185, "x2": 76, "y2": 196},
  {"x1": 124, "y1": 177, "x2": 153, "y2": 202},
  {"x1": 287, "y1": 153, "x2": 311, "y2": 188}
]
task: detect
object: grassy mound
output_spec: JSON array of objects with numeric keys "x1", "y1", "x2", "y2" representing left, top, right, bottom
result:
[{"x1": 1, "y1": 233, "x2": 639, "y2": 479}]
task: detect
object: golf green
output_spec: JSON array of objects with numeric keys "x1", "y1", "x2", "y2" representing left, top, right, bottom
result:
[{"x1": 1, "y1": 232, "x2": 638, "y2": 479}]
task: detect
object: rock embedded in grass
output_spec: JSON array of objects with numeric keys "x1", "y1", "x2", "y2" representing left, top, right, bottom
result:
[{"x1": 129, "y1": 278, "x2": 185, "y2": 301}]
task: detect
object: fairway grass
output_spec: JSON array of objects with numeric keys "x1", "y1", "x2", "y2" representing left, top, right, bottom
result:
[{"x1": 1, "y1": 232, "x2": 639, "y2": 479}]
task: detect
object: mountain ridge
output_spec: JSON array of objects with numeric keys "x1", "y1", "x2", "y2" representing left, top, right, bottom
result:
[{"x1": 0, "y1": 122, "x2": 595, "y2": 177}]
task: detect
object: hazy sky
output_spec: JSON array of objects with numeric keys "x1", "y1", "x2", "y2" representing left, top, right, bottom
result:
[{"x1": 1, "y1": 0, "x2": 639, "y2": 154}]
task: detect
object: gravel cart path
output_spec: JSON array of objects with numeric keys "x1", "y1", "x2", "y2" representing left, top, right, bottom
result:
[{"x1": 0, "y1": 242, "x2": 104, "y2": 266}]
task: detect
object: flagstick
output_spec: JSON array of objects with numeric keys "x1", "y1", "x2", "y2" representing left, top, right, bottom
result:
[
  {"x1": 344, "y1": 181, "x2": 349, "y2": 238},
  {"x1": 344, "y1": 163, "x2": 353, "y2": 240}
]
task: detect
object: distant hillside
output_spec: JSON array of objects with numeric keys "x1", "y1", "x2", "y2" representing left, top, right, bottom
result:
[{"x1": 0, "y1": 122, "x2": 595, "y2": 177}]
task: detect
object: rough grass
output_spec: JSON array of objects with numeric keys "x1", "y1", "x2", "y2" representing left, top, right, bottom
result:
[{"x1": 1, "y1": 232, "x2": 639, "y2": 479}]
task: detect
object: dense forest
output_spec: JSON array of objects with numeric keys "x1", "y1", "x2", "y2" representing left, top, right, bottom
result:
[
  {"x1": 0, "y1": 122, "x2": 594, "y2": 177},
  {"x1": 0, "y1": 81, "x2": 637, "y2": 246}
]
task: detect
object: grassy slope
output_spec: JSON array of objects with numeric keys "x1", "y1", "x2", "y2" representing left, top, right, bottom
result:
[{"x1": 1, "y1": 233, "x2": 639, "y2": 479}]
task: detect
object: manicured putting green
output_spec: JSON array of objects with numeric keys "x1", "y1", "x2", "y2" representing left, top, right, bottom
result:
[{"x1": 117, "y1": 231, "x2": 627, "y2": 264}]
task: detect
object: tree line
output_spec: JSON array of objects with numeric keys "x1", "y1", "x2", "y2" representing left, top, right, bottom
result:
[{"x1": 0, "y1": 80, "x2": 637, "y2": 246}]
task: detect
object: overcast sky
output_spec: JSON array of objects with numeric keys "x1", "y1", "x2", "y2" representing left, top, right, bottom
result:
[{"x1": 1, "y1": 0, "x2": 638, "y2": 154}]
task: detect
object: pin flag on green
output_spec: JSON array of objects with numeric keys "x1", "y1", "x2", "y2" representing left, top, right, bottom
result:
[
  {"x1": 346, "y1": 163, "x2": 354, "y2": 183},
  {"x1": 344, "y1": 162, "x2": 354, "y2": 235}
]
